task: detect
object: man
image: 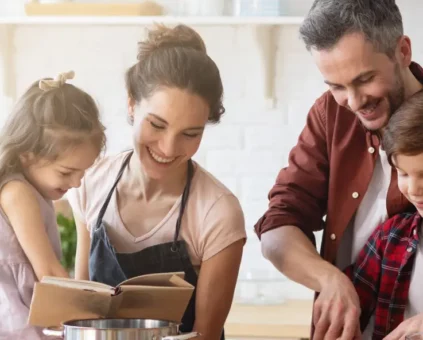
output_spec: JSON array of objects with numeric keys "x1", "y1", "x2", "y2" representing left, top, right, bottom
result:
[{"x1": 255, "y1": 1, "x2": 423, "y2": 339}]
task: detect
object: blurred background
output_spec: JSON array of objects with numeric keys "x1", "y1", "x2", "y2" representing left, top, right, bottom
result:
[{"x1": 0, "y1": 0, "x2": 421, "y2": 338}]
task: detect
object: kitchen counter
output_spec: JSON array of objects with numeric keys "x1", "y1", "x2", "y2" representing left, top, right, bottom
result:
[{"x1": 225, "y1": 299, "x2": 313, "y2": 339}]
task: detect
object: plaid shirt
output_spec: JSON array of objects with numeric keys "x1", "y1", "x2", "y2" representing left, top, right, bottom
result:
[{"x1": 344, "y1": 212, "x2": 421, "y2": 340}]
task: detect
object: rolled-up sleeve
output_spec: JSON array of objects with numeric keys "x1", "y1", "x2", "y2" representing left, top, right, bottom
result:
[{"x1": 254, "y1": 98, "x2": 329, "y2": 245}]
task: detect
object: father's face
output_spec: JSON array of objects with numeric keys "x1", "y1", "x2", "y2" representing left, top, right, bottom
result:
[{"x1": 312, "y1": 32, "x2": 405, "y2": 131}]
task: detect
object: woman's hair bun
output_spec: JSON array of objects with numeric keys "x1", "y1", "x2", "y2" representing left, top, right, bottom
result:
[{"x1": 137, "y1": 24, "x2": 207, "y2": 61}]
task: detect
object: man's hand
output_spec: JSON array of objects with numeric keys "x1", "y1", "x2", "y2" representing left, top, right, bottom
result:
[
  {"x1": 383, "y1": 314, "x2": 423, "y2": 340},
  {"x1": 313, "y1": 271, "x2": 361, "y2": 340}
]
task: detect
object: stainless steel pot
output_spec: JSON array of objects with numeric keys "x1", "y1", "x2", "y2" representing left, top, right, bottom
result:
[{"x1": 43, "y1": 318, "x2": 200, "y2": 340}]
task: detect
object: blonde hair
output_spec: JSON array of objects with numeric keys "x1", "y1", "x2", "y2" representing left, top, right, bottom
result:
[
  {"x1": 125, "y1": 24, "x2": 225, "y2": 123},
  {"x1": 0, "y1": 71, "x2": 106, "y2": 181}
]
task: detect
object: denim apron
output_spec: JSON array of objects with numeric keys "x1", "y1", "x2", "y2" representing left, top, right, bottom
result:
[{"x1": 89, "y1": 152, "x2": 224, "y2": 339}]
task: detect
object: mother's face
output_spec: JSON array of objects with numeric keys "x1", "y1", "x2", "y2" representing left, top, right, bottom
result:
[{"x1": 128, "y1": 87, "x2": 209, "y2": 180}]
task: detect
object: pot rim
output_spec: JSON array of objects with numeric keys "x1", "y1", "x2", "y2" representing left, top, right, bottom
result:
[{"x1": 59, "y1": 318, "x2": 180, "y2": 331}]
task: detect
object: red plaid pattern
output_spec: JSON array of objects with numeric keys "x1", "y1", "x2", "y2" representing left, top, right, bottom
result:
[{"x1": 344, "y1": 212, "x2": 420, "y2": 340}]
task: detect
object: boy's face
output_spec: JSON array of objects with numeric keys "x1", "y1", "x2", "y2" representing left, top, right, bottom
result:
[{"x1": 395, "y1": 153, "x2": 423, "y2": 215}]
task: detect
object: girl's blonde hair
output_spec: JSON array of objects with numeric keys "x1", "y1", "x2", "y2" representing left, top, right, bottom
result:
[{"x1": 0, "y1": 71, "x2": 106, "y2": 181}]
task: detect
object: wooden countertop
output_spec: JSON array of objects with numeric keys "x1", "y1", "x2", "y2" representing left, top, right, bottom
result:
[{"x1": 225, "y1": 299, "x2": 313, "y2": 339}]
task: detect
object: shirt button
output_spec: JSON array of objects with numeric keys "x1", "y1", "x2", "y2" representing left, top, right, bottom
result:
[
  {"x1": 330, "y1": 233, "x2": 336, "y2": 241},
  {"x1": 352, "y1": 192, "x2": 359, "y2": 199},
  {"x1": 407, "y1": 247, "x2": 413, "y2": 253},
  {"x1": 368, "y1": 147, "x2": 375, "y2": 154}
]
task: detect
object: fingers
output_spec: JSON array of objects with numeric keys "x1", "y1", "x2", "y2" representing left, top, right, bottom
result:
[
  {"x1": 314, "y1": 311, "x2": 331, "y2": 340},
  {"x1": 383, "y1": 326, "x2": 405, "y2": 340},
  {"x1": 324, "y1": 317, "x2": 343, "y2": 340},
  {"x1": 340, "y1": 307, "x2": 360, "y2": 340},
  {"x1": 314, "y1": 303, "x2": 323, "y2": 326},
  {"x1": 313, "y1": 302, "x2": 360, "y2": 340}
]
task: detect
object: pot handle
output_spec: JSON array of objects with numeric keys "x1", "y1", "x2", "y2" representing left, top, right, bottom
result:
[
  {"x1": 43, "y1": 327, "x2": 64, "y2": 337},
  {"x1": 162, "y1": 331, "x2": 200, "y2": 340}
]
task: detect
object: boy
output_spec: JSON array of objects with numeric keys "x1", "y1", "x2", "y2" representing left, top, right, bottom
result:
[{"x1": 346, "y1": 90, "x2": 423, "y2": 340}]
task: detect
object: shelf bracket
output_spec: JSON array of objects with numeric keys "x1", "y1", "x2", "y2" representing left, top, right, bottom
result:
[
  {"x1": 255, "y1": 25, "x2": 278, "y2": 108},
  {"x1": 0, "y1": 24, "x2": 16, "y2": 115}
]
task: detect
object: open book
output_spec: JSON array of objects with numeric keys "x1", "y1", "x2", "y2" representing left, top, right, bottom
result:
[{"x1": 29, "y1": 272, "x2": 194, "y2": 328}]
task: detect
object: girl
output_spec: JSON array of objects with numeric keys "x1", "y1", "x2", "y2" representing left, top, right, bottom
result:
[
  {"x1": 0, "y1": 71, "x2": 106, "y2": 338},
  {"x1": 68, "y1": 24, "x2": 247, "y2": 340}
]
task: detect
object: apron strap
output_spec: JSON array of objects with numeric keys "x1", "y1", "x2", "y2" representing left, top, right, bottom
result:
[
  {"x1": 95, "y1": 151, "x2": 132, "y2": 229},
  {"x1": 171, "y1": 160, "x2": 194, "y2": 251}
]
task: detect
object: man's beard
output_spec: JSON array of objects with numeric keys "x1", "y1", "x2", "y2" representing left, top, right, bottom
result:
[{"x1": 387, "y1": 62, "x2": 406, "y2": 119}]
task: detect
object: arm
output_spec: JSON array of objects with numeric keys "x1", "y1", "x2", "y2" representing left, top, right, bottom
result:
[
  {"x1": 262, "y1": 226, "x2": 361, "y2": 340},
  {"x1": 0, "y1": 180, "x2": 69, "y2": 280},
  {"x1": 66, "y1": 177, "x2": 90, "y2": 280},
  {"x1": 74, "y1": 217, "x2": 90, "y2": 280},
  {"x1": 194, "y1": 194, "x2": 246, "y2": 340},
  {"x1": 257, "y1": 98, "x2": 332, "y2": 289},
  {"x1": 262, "y1": 226, "x2": 341, "y2": 292},
  {"x1": 257, "y1": 97, "x2": 362, "y2": 340},
  {"x1": 194, "y1": 239, "x2": 243, "y2": 340}
]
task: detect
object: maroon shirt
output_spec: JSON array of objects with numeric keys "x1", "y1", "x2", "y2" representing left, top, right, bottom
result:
[{"x1": 254, "y1": 62, "x2": 423, "y2": 265}]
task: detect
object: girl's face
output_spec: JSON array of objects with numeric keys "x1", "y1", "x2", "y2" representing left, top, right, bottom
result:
[
  {"x1": 21, "y1": 141, "x2": 99, "y2": 200},
  {"x1": 128, "y1": 87, "x2": 210, "y2": 181}
]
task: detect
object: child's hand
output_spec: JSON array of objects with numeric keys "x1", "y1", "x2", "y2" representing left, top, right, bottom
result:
[{"x1": 383, "y1": 314, "x2": 423, "y2": 340}]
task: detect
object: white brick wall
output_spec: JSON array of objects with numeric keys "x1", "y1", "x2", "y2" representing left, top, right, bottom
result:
[{"x1": 0, "y1": 0, "x2": 422, "y2": 301}]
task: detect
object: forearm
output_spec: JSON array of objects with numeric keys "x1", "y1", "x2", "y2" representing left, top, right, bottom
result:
[
  {"x1": 35, "y1": 258, "x2": 69, "y2": 281},
  {"x1": 74, "y1": 220, "x2": 90, "y2": 280},
  {"x1": 194, "y1": 269, "x2": 240, "y2": 340},
  {"x1": 261, "y1": 226, "x2": 341, "y2": 292},
  {"x1": 194, "y1": 240, "x2": 244, "y2": 340}
]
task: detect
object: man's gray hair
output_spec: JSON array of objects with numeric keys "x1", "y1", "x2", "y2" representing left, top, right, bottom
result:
[{"x1": 299, "y1": 0, "x2": 403, "y2": 57}]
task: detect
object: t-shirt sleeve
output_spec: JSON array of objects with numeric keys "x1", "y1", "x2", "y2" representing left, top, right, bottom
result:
[
  {"x1": 66, "y1": 175, "x2": 88, "y2": 225},
  {"x1": 200, "y1": 194, "x2": 247, "y2": 261}
]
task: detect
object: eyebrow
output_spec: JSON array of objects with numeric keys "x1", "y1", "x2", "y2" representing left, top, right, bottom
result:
[
  {"x1": 148, "y1": 113, "x2": 205, "y2": 131},
  {"x1": 324, "y1": 70, "x2": 375, "y2": 87}
]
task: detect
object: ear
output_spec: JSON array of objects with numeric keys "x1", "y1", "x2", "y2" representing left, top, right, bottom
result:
[
  {"x1": 128, "y1": 95, "x2": 136, "y2": 120},
  {"x1": 19, "y1": 152, "x2": 35, "y2": 167},
  {"x1": 396, "y1": 35, "x2": 412, "y2": 67}
]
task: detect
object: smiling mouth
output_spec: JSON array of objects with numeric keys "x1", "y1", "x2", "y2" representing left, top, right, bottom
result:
[
  {"x1": 147, "y1": 147, "x2": 176, "y2": 164},
  {"x1": 358, "y1": 99, "x2": 381, "y2": 116}
]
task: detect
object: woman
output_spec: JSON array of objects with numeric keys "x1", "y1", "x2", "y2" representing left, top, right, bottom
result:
[{"x1": 67, "y1": 24, "x2": 246, "y2": 340}]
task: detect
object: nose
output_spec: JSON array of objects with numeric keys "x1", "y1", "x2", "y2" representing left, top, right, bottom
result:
[
  {"x1": 408, "y1": 177, "x2": 423, "y2": 197},
  {"x1": 70, "y1": 173, "x2": 82, "y2": 188},
  {"x1": 158, "y1": 134, "x2": 179, "y2": 157},
  {"x1": 347, "y1": 89, "x2": 365, "y2": 112}
]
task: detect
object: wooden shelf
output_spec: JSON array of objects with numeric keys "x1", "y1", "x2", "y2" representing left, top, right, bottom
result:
[{"x1": 0, "y1": 15, "x2": 304, "y2": 26}]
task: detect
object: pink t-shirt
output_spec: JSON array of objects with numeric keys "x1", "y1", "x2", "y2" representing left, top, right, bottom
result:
[{"x1": 67, "y1": 151, "x2": 246, "y2": 267}]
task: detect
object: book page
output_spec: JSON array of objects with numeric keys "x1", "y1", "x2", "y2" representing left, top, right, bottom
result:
[
  {"x1": 29, "y1": 283, "x2": 112, "y2": 328},
  {"x1": 118, "y1": 272, "x2": 186, "y2": 287},
  {"x1": 41, "y1": 276, "x2": 113, "y2": 293}
]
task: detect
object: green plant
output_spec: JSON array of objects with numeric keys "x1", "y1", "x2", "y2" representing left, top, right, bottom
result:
[{"x1": 56, "y1": 213, "x2": 77, "y2": 272}]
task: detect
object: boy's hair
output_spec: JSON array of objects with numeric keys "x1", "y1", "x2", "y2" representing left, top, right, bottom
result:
[
  {"x1": 383, "y1": 90, "x2": 423, "y2": 165},
  {"x1": 0, "y1": 71, "x2": 106, "y2": 180},
  {"x1": 125, "y1": 23, "x2": 225, "y2": 124},
  {"x1": 300, "y1": 0, "x2": 403, "y2": 58}
]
